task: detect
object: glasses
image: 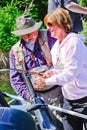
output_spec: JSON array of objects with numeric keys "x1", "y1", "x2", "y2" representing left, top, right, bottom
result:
[{"x1": 47, "y1": 22, "x2": 52, "y2": 27}]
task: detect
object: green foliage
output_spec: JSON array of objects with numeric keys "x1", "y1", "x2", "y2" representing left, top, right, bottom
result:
[
  {"x1": 0, "y1": 71, "x2": 16, "y2": 101},
  {"x1": 0, "y1": 79, "x2": 16, "y2": 102},
  {"x1": 78, "y1": 0, "x2": 87, "y2": 6},
  {"x1": 32, "y1": 0, "x2": 47, "y2": 21},
  {"x1": 0, "y1": 0, "x2": 11, "y2": 7},
  {"x1": 0, "y1": 5, "x2": 22, "y2": 52}
]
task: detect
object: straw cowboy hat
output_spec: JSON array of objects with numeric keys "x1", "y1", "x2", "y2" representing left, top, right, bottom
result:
[{"x1": 11, "y1": 15, "x2": 42, "y2": 36}]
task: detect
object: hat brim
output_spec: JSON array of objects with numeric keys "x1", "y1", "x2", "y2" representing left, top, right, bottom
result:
[{"x1": 11, "y1": 21, "x2": 42, "y2": 36}]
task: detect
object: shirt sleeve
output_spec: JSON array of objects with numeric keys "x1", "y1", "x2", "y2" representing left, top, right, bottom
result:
[
  {"x1": 9, "y1": 49, "x2": 29, "y2": 100},
  {"x1": 48, "y1": 0, "x2": 57, "y2": 12}
]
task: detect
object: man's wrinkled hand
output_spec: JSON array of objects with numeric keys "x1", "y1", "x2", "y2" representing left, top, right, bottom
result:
[{"x1": 34, "y1": 76, "x2": 46, "y2": 91}]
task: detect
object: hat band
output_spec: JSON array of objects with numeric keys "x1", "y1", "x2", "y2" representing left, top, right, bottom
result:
[{"x1": 17, "y1": 20, "x2": 35, "y2": 30}]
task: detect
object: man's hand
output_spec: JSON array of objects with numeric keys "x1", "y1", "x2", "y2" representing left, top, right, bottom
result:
[{"x1": 34, "y1": 76, "x2": 46, "y2": 91}]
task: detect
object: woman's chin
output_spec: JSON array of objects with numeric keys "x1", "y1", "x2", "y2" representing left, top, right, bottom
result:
[{"x1": 51, "y1": 34, "x2": 56, "y2": 39}]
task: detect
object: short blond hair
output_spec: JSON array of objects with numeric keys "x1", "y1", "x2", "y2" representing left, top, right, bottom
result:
[{"x1": 44, "y1": 8, "x2": 73, "y2": 33}]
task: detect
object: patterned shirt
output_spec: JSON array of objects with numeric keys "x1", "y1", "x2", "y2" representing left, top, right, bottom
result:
[{"x1": 9, "y1": 30, "x2": 56, "y2": 100}]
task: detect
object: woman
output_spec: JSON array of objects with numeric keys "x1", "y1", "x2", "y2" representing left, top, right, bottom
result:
[{"x1": 35, "y1": 8, "x2": 87, "y2": 130}]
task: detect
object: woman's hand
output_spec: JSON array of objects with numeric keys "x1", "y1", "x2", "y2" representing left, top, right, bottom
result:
[{"x1": 43, "y1": 70, "x2": 53, "y2": 78}]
